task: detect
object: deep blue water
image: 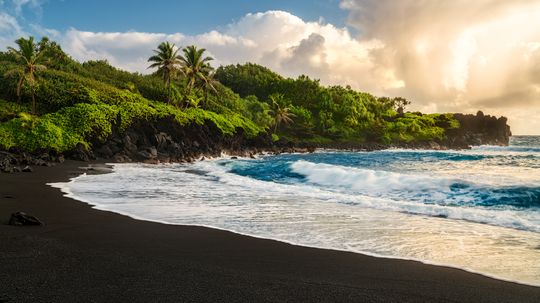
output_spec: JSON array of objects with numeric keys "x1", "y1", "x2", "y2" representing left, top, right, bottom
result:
[{"x1": 223, "y1": 136, "x2": 540, "y2": 212}]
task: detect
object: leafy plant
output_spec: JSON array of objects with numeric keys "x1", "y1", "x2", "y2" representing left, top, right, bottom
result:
[
  {"x1": 179, "y1": 45, "x2": 217, "y2": 107},
  {"x1": 268, "y1": 94, "x2": 295, "y2": 133},
  {"x1": 4, "y1": 37, "x2": 47, "y2": 113},
  {"x1": 148, "y1": 41, "x2": 183, "y2": 103}
]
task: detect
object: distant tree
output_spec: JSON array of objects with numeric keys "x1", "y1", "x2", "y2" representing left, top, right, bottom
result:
[
  {"x1": 268, "y1": 93, "x2": 295, "y2": 133},
  {"x1": 244, "y1": 95, "x2": 273, "y2": 129},
  {"x1": 393, "y1": 97, "x2": 411, "y2": 115},
  {"x1": 37, "y1": 36, "x2": 75, "y2": 70},
  {"x1": 4, "y1": 36, "x2": 47, "y2": 114},
  {"x1": 214, "y1": 63, "x2": 283, "y2": 100},
  {"x1": 179, "y1": 45, "x2": 216, "y2": 107},
  {"x1": 377, "y1": 96, "x2": 411, "y2": 115},
  {"x1": 147, "y1": 41, "x2": 182, "y2": 103}
]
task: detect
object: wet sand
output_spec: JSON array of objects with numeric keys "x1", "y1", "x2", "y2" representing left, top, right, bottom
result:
[{"x1": 1, "y1": 160, "x2": 539, "y2": 302}]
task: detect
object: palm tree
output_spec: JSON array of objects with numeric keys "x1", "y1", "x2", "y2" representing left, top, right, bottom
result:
[
  {"x1": 148, "y1": 41, "x2": 182, "y2": 103},
  {"x1": 268, "y1": 94, "x2": 295, "y2": 133},
  {"x1": 4, "y1": 36, "x2": 47, "y2": 114},
  {"x1": 179, "y1": 45, "x2": 217, "y2": 107}
]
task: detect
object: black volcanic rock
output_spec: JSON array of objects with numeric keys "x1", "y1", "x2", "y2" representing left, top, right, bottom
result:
[
  {"x1": 67, "y1": 143, "x2": 95, "y2": 162},
  {"x1": 0, "y1": 151, "x2": 62, "y2": 173},
  {"x1": 444, "y1": 112, "x2": 511, "y2": 148},
  {"x1": 0, "y1": 111, "x2": 513, "y2": 170},
  {"x1": 8, "y1": 212, "x2": 43, "y2": 226},
  {"x1": 90, "y1": 117, "x2": 276, "y2": 163}
]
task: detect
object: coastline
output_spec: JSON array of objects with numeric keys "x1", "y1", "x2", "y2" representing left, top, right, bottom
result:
[{"x1": 1, "y1": 161, "x2": 540, "y2": 302}]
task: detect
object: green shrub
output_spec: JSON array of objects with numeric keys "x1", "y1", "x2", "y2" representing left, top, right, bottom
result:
[
  {"x1": 0, "y1": 98, "x2": 263, "y2": 152},
  {"x1": 0, "y1": 103, "x2": 117, "y2": 151},
  {"x1": 0, "y1": 99, "x2": 30, "y2": 121}
]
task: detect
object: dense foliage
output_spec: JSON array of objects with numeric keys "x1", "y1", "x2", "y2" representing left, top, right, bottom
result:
[
  {"x1": 0, "y1": 36, "x2": 460, "y2": 153},
  {"x1": 216, "y1": 64, "x2": 459, "y2": 143}
]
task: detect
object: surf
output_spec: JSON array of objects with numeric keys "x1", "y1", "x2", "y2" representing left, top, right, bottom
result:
[{"x1": 50, "y1": 136, "x2": 540, "y2": 286}]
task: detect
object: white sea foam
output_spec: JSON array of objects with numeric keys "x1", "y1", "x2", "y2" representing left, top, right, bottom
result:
[
  {"x1": 50, "y1": 148, "x2": 540, "y2": 286},
  {"x1": 291, "y1": 160, "x2": 455, "y2": 192}
]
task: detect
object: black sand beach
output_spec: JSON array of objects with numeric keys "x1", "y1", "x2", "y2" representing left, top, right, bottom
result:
[{"x1": 1, "y1": 161, "x2": 539, "y2": 302}]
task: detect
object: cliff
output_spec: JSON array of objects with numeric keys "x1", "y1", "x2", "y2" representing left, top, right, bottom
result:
[
  {"x1": 90, "y1": 111, "x2": 511, "y2": 163},
  {"x1": 0, "y1": 111, "x2": 513, "y2": 173},
  {"x1": 444, "y1": 111, "x2": 512, "y2": 148},
  {"x1": 86, "y1": 117, "x2": 277, "y2": 163}
]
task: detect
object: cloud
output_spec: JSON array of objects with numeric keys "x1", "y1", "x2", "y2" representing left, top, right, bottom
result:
[
  {"x1": 341, "y1": 0, "x2": 540, "y2": 134},
  {"x1": 282, "y1": 33, "x2": 329, "y2": 76},
  {"x1": 12, "y1": 0, "x2": 42, "y2": 16},
  {"x1": 59, "y1": 11, "x2": 402, "y2": 95},
  {"x1": 0, "y1": 12, "x2": 24, "y2": 49},
  {"x1": 0, "y1": 0, "x2": 41, "y2": 49},
  {"x1": 0, "y1": 12, "x2": 21, "y2": 33}
]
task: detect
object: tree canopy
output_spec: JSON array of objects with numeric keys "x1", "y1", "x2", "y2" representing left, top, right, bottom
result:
[
  {"x1": 0, "y1": 37, "x2": 460, "y2": 153},
  {"x1": 4, "y1": 36, "x2": 47, "y2": 113}
]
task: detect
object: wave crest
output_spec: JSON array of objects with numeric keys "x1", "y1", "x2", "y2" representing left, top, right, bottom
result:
[{"x1": 290, "y1": 160, "x2": 540, "y2": 209}]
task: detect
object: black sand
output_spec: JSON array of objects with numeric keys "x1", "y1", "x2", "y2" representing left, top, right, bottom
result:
[{"x1": 1, "y1": 161, "x2": 539, "y2": 302}]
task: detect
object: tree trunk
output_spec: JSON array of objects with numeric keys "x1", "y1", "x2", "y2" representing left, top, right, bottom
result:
[
  {"x1": 31, "y1": 93, "x2": 36, "y2": 114},
  {"x1": 166, "y1": 78, "x2": 171, "y2": 104},
  {"x1": 17, "y1": 78, "x2": 23, "y2": 104}
]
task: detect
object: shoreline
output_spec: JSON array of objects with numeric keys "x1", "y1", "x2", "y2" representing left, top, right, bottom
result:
[
  {"x1": 1, "y1": 160, "x2": 540, "y2": 302},
  {"x1": 54, "y1": 160, "x2": 540, "y2": 288}
]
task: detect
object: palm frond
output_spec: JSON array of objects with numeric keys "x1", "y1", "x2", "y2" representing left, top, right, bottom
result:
[{"x1": 3, "y1": 67, "x2": 23, "y2": 77}]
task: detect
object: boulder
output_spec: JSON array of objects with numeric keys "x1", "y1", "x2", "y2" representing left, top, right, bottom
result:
[
  {"x1": 149, "y1": 146, "x2": 158, "y2": 158},
  {"x1": 95, "y1": 145, "x2": 113, "y2": 158},
  {"x1": 8, "y1": 212, "x2": 43, "y2": 226},
  {"x1": 113, "y1": 154, "x2": 132, "y2": 163},
  {"x1": 155, "y1": 132, "x2": 172, "y2": 150},
  {"x1": 69, "y1": 143, "x2": 95, "y2": 162},
  {"x1": 109, "y1": 144, "x2": 122, "y2": 154},
  {"x1": 124, "y1": 140, "x2": 138, "y2": 154},
  {"x1": 137, "y1": 147, "x2": 158, "y2": 160}
]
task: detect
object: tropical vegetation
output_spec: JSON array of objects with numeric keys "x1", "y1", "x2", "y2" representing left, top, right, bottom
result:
[
  {"x1": 4, "y1": 37, "x2": 47, "y2": 113},
  {"x1": 147, "y1": 41, "x2": 182, "y2": 104},
  {"x1": 0, "y1": 36, "x2": 460, "y2": 154}
]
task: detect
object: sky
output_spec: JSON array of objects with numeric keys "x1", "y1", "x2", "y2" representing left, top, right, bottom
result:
[{"x1": 1, "y1": 0, "x2": 539, "y2": 135}]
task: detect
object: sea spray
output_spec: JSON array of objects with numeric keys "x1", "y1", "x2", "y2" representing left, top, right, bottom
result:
[{"x1": 51, "y1": 136, "x2": 540, "y2": 286}]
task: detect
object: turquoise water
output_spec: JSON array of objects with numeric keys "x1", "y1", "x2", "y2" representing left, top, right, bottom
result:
[
  {"x1": 52, "y1": 136, "x2": 540, "y2": 285},
  {"x1": 222, "y1": 136, "x2": 540, "y2": 230}
]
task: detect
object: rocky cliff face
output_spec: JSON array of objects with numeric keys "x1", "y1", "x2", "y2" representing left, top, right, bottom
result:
[
  {"x1": 87, "y1": 117, "x2": 313, "y2": 163},
  {"x1": 443, "y1": 111, "x2": 512, "y2": 148},
  {"x1": 87, "y1": 117, "x2": 273, "y2": 163},
  {"x1": 0, "y1": 111, "x2": 513, "y2": 172},
  {"x1": 90, "y1": 112, "x2": 511, "y2": 161}
]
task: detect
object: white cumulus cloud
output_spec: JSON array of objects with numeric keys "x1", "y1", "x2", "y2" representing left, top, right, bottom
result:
[
  {"x1": 0, "y1": 12, "x2": 24, "y2": 49},
  {"x1": 342, "y1": 0, "x2": 540, "y2": 134},
  {"x1": 58, "y1": 10, "x2": 402, "y2": 96}
]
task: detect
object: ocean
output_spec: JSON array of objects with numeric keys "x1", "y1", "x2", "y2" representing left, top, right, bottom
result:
[{"x1": 51, "y1": 136, "x2": 540, "y2": 286}]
